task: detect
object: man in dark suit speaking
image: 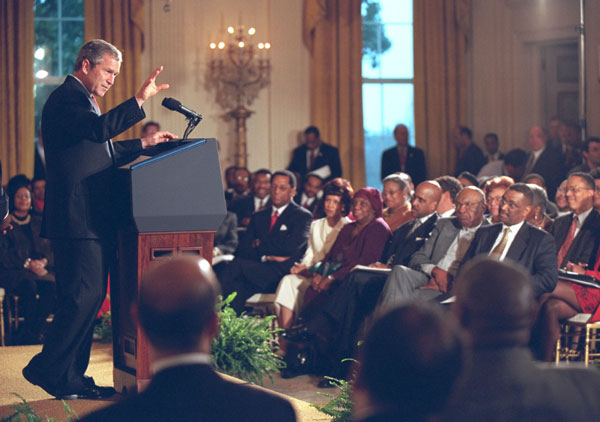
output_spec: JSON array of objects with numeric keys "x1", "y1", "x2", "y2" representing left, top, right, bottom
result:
[
  {"x1": 23, "y1": 39, "x2": 176, "y2": 399},
  {"x1": 81, "y1": 256, "x2": 296, "y2": 422}
]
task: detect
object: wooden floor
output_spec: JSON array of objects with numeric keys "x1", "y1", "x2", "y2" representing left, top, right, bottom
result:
[{"x1": 0, "y1": 342, "x2": 333, "y2": 421}]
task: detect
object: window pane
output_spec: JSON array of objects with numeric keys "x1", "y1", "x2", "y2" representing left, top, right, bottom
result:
[
  {"x1": 62, "y1": 0, "x2": 84, "y2": 17},
  {"x1": 378, "y1": 24, "x2": 413, "y2": 79},
  {"x1": 34, "y1": 83, "x2": 61, "y2": 135},
  {"x1": 34, "y1": 20, "x2": 59, "y2": 76},
  {"x1": 62, "y1": 21, "x2": 85, "y2": 73},
  {"x1": 34, "y1": 0, "x2": 58, "y2": 18},
  {"x1": 379, "y1": 0, "x2": 412, "y2": 24},
  {"x1": 363, "y1": 83, "x2": 414, "y2": 189}
]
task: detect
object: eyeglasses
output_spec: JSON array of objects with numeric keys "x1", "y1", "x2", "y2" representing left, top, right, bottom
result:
[{"x1": 565, "y1": 186, "x2": 593, "y2": 194}]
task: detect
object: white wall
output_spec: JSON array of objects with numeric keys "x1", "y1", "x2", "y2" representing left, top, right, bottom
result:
[
  {"x1": 468, "y1": 0, "x2": 600, "y2": 153},
  {"x1": 141, "y1": 0, "x2": 310, "y2": 174}
]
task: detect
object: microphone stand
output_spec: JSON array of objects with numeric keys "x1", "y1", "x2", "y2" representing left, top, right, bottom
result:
[{"x1": 182, "y1": 114, "x2": 203, "y2": 140}]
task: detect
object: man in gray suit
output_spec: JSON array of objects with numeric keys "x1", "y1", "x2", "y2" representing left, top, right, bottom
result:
[
  {"x1": 377, "y1": 186, "x2": 487, "y2": 311},
  {"x1": 444, "y1": 258, "x2": 600, "y2": 422}
]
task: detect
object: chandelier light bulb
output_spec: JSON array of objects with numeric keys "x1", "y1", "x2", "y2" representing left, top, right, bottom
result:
[
  {"x1": 227, "y1": 26, "x2": 235, "y2": 34},
  {"x1": 218, "y1": 41, "x2": 225, "y2": 49},
  {"x1": 248, "y1": 27, "x2": 256, "y2": 35},
  {"x1": 264, "y1": 42, "x2": 271, "y2": 49},
  {"x1": 209, "y1": 42, "x2": 216, "y2": 49},
  {"x1": 35, "y1": 69, "x2": 48, "y2": 79},
  {"x1": 258, "y1": 43, "x2": 264, "y2": 49},
  {"x1": 238, "y1": 41, "x2": 245, "y2": 48}
]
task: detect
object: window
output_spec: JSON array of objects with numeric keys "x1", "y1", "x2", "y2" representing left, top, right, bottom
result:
[
  {"x1": 34, "y1": 0, "x2": 84, "y2": 140},
  {"x1": 362, "y1": 0, "x2": 414, "y2": 189}
]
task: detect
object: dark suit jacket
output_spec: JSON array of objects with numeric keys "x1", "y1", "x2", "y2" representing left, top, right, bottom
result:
[
  {"x1": 382, "y1": 214, "x2": 438, "y2": 266},
  {"x1": 230, "y1": 195, "x2": 270, "y2": 227},
  {"x1": 293, "y1": 192, "x2": 319, "y2": 215},
  {"x1": 81, "y1": 364, "x2": 296, "y2": 422},
  {"x1": 455, "y1": 143, "x2": 486, "y2": 176},
  {"x1": 287, "y1": 142, "x2": 342, "y2": 182},
  {"x1": 462, "y1": 222, "x2": 558, "y2": 297},
  {"x1": 443, "y1": 347, "x2": 600, "y2": 422},
  {"x1": 236, "y1": 201, "x2": 312, "y2": 273},
  {"x1": 41, "y1": 75, "x2": 145, "y2": 239},
  {"x1": 530, "y1": 146, "x2": 566, "y2": 200},
  {"x1": 381, "y1": 145, "x2": 427, "y2": 185},
  {"x1": 551, "y1": 209, "x2": 600, "y2": 268}
]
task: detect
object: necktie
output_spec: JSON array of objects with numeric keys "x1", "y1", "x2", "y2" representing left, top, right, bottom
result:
[
  {"x1": 399, "y1": 148, "x2": 406, "y2": 170},
  {"x1": 303, "y1": 199, "x2": 310, "y2": 208},
  {"x1": 269, "y1": 210, "x2": 279, "y2": 232},
  {"x1": 91, "y1": 95, "x2": 101, "y2": 114},
  {"x1": 490, "y1": 227, "x2": 511, "y2": 258},
  {"x1": 309, "y1": 150, "x2": 316, "y2": 169},
  {"x1": 557, "y1": 216, "x2": 579, "y2": 267},
  {"x1": 258, "y1": 198, "x2": 265, "y2": 211},
  {"x1": 524, "y1": 153, "x2": 535, "y2": 175}
]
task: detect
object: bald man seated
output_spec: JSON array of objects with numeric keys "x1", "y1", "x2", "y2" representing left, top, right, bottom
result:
[
  {"x1": 443, "y1": 258, "x2": 600, "y2": 422},
  {"x1": 82, "y1": 256, "x2": 296, "y2": 422}
]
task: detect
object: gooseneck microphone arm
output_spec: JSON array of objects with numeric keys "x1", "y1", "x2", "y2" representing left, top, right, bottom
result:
[{"x1": 161, "y1": 97, "x2": 203, "y2": 140}]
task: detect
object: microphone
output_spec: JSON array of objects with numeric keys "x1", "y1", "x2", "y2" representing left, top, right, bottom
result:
[{"x1": 161, "y1": 97, "x2": 203, "y2": 121}]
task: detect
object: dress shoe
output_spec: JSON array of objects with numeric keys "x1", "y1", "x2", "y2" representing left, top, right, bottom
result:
[
  {"x1": 57, "y1": 384, "x2": 117, "y2": 400},
  {"x1": 280, "y1": 350, "x2": 311, "y2": 379},
  {"x1": 280, "y1": 325, "x2": 315, "y2": 343}
]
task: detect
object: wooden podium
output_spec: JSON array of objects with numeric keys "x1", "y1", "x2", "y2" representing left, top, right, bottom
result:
[{"x1": 110, "y1": 139, "x2": 226, "y2": 392}]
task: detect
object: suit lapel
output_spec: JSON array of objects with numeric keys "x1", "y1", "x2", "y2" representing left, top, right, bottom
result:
[
  {"x1": 482, "y1": 224, "x2": 503, "y2": 253},
  {"x1": 505, "y1": 223, "x2": 529, "y2": 262}
]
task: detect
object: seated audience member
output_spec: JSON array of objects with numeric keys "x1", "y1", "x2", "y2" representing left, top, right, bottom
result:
[
  {"x1": 381, "y1": 173, "x2": 414, "y2": 231},
  {"x1": 483, "y1": 132, "x2": 504, "y2": 163},
  {"x1": 435, "y1": 176, "x2": 462, "y2": 218},
  {"x1": 0, "y1": 181, "x2": 55, "y2": 344},
  {"x1": 526, "y1": 184, "x2": 553, "y2": 232},
  {"x1": 287, "y1": 125, "x2": 342, "y2": 183},
  {"x1": 230, "y1": 169, "x2": 272, "y2": 228},
  {"x1": 444, "y1": 258, "x2": 600, "y2": 422},
  {"x1": 457, "y1": 171, "x2": 478, "y2": 187},
  {"x1": 483, "y1": 176, "x2": 514, "y2": 224},
  {"x1": 213, "y1": 212, "x2": 238, "y2": 257},
  {"x1": 380, "y1": 124, "x2": 426, "y2": 185},
  {"x1": 294, "y1": 173, "x2": 324, "y2": 215},
  {"x1": 500, "y1": 148, "x2": 529, "y2": 181},
  {"x1": 550, "y1": 172, "x2": 600, "y2": 270},
  {"x1": 562, "y1": 122, "x2": 583, "y2": 170},
  {"x1": 215, "y1": 170, "x2": 312, "y2": 313},
  {"x1": 31, "y1": 177, "x2": 46, "y2": 216},
  {"x1": 525, "y1": 125, "x2": 565, "y2": 200},
  {"x1": 590, "y1": 168, "x2": 600, "y2": 213},
  {"x1": 554, "y1": 180, "x2": 571, "y2": 217},
  {"x1": 453, "y1": 126, "x2": 486, "y2": 176},
  {"x1": 275, "y1": 179, "x2": 353, "y2": 329},
  {"x1": 376, "y1": 187, "x2": 487, "y2": 310},
  {"x1": 281, "y1": 181, "x2": 442, "y2": 378},
  {"x1": 462, "y1": 183, "x2": 557, "y2": 298},
  {"x1": 281, "y1": 188, "x2": 391, "y2": 381},
  {"x1": 141, "y1": 120, "x2": 160, "y2": 138},
  {"x1": 522, "y1": 173, "x2": 558, "y2": 218},
  {"x1": 224, "y1": 165, "x2": 237, "y2": 192},
  {"x1": 352, "y1": 304, "x2": 465, "y2": 422},
  {"x1": 225, "y1": 167, "x2": 251, "y2": 208},
  {"x1": 81, "y1": 256, "x2": 296, "y2": 422},
  {"x1": 535, "y1": 244, "x2": 600, "y2": 362},
  {"x1": 569, "y1": 137, "x2": 600, "y2": 174}
]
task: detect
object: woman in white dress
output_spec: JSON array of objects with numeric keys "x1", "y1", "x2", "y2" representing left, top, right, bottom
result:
[{"x1": 275, "y1": 179, "x2": 353, "y2": 329}]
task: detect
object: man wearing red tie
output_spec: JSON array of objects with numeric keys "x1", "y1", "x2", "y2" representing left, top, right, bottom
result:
[
  {"x1": 23, "y1": 39, "x2": 176, "y2": 400},
  {"x1": 215, "y1": 170, "x2": 312, "y2": 313}
]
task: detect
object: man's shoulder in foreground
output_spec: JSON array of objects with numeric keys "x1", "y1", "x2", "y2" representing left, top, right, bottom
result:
[{"x1": 81, "y1": 365, "x2": 296, "y2": 422}]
